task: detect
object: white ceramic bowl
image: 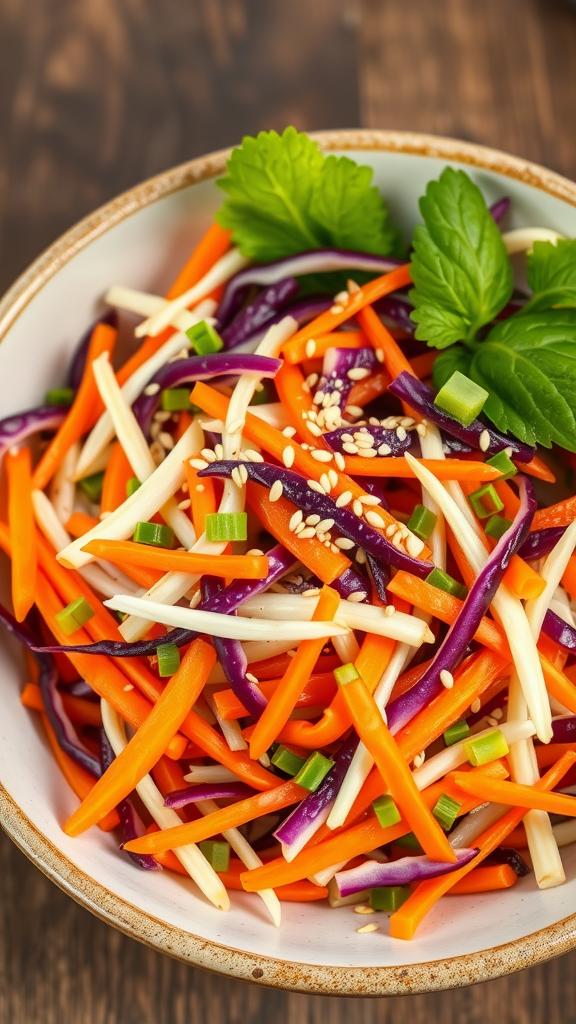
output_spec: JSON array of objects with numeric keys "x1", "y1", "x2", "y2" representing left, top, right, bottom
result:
[{"x1": 2, "y1": 130, "x2": 576, "y2": 996}]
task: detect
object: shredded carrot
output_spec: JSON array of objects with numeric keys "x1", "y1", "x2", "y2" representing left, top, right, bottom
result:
[
  {"x1": 81, "y1": 539, "x2": 269, "y2": 580},
  {"x1": 213, "y1": 671, "x2": 337, "y2": 722},
  {"x1": 22, "y1": 682, "x2": 102, "y2": 727},
  {"x1": 100, "y1": 441, "x2": 133, "y2": 514},
  {"x1": 493, "y1": 479, "x2": 521, "y2": 520},
  {"x1": 535, "y1": 742, "x2": 576, "y2": 769},
  {"x1": 341, "y1": 457, "x2": 501, "y2": 481},
  {"x1": 274, "y1": 360, "x2": 334, "y2": 447},
  {"x1": 562, "y1": 555, "x2": 576, "y2": 600},
  {"x1": 65, "y1": 512, "x2": 163, "y2": 590},
  {"x1": 33, "y1": 322, "x2": 117, "y2": 490},
  {"x1": 538, "y1": 654, "x2": 576, "y2": 715},
  {"x1": 501, "y1": 555, "x2": 546, "y2": 600},
  {"x1": 521, "y1": 454, "x2": 556, "y2": 484},
  {"x1": 186, "y1": 461, "x2": 216, "y2": 535},
  {"x1": 66, "y1": 511, "x2": 99, "y2": 534},
  {"x1": 6, "y1": 446, "x2": 37, "y2": 621},
  {"x1": 448, "y1": 864, "x2": 517, "y2": 894},
  {"x1": 41, "y1": 715, "x2": 120, "y2": 832},
  {"x1": 357, "y1": 305, "x2": 414, "y2": 381},
  {"x1": 450, "y1": 770, "x2": 576, "y2": 816},
  {"x1": 532, "y1": 495, "x2": 576, "y2": 531},
  {"x1": 174, "y1": 410, "x2": 193, "y2": 442}
]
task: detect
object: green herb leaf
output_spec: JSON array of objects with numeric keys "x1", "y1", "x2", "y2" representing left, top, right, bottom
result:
[
  {"x1": 521, "y1": 239, "x2": 576, "y2": 314},
  {"x1": 410, "y1": 168, "x2": 513, "y2": 349},
  {"x1": 432, "y1": 344, "x2": 472, "y2": 391},
  {"x1": 216, "y1": 127, "x2": 399, "y2": 262}
]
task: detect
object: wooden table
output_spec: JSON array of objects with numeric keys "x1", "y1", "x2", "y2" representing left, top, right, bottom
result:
[{"x1": 2, "y1": 0, "x2": 576, "y2": 1019}]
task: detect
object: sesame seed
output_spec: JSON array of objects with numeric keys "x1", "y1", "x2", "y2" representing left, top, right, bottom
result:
[
  {"x1": 334, "y1": 290, "x2": 349, "y2": 305},
  {"x1": 440, "y1": 670, "x2": 454, "y2": 689},
  {"x1": 307, "y1": 409, "x2": 317, "y2": 421},
  {"x1": 214, "y1": 443, "x2": 224, "y2": 460},
  {"x1": 190, "y1": 458, "x2": 209, "y2": 470},
  {"x1": 298, "y1": 527, "x2": 316, "y2": 539},
  {"x1": 287, "y1": 649, "x2": 296, "y2": 657},
  {"x1": 195, "y1": 484, "x2": 205, "y2": 493},
  {"x1": 479, "y1": 429, "x2": 491, "y2": 452},
  {"x1": 331, "y1": 304, "x2": 345, "y2": 314},
  {"x1": 487, "y1": 716, "x2": 499, "y2": 727},
  {"x1": 289, "y1": 510, "x2": 303, "y2": 531},
  {"x1": 201, "y1": 448, "x2": 217, "y2": 463},
  {"x1": 413, "y1": 754, "x2": 425, "y2": 769},
  {"x1": 359, "y1": 494, "x2": 380, "y2": 506},
  {"x1": 504, "y1": 446, "x2": 514, "y2": 457},
  {"x1": 269, "y1": 480, "x2": 283, "y2": 502},
  {"x1": 347, "y1": 279, "x2": 361, "y2": 293},
  {"x1": 416, "y1": 423, "x2": 427, "y2": 438},
  {"x1": 365, "y1": 510, "x2": 385, "y2": 529},
  {"x1": 356, "y1": 923, "x2": 379, "y2": 934},
  {"x1": 356, "y1": 548, "x2": 366, "y2": 564},
  {"x1": 361, "y1": 448, "x2": 378, "y2": 458},
  {"x1": 301, "y1": 443, "x2": 310, "y2": 450},
  {"x1": 342, "y1": 442, "x2": 359, "y2": 455},
  {"x1": 311, "y1": 449, "x2": 333, "y2": 462},
  {"x1": 282, "y1": 426, "x2": 297, "y2": 437},
  {"x1": 471, "y1": 698, "x2": 481, "y2": 714},
  {"x1": 305, "y1": 340, "x2": 317, "y2": 358},
  {"x1": 406, "y1": 533, "x2": 425, "y2": 558},
  {"x1": 375, "y1": 349, "x2": 385, "y2": 364},
  {"x1": 378, "y1": 443, "x2": 392, "y2": 456},
  {"x1": 320, "y1": 473, "x2": 332, "y2": 492},
  {"x1": 245, "y1": 449, "x2": 264, "y2": 462},
  {"x1": 328, "y1": 469, "x2": 339, "y2": 488},
  {"x1": 302, "y1": 382, "x2": 311, "y2": 394},
  {"x1": 335, "y1": 537, "x2": 355, "y2": 550},
  {"x1": 392, "y1": 532, "x2": 404, "y2": 549},
  {"x1": 492, "y1": 708, "x2": 503, "y2": 720},
  {"x1": 384, "y1": 605, "x2": 396, "y2": 617},
  {"x1": 385, "y1": 524, "x2": 397, "y2": 538},
  {"x1": 334, "y1": 452, "x2": 346, "y2": 471},
  {"x1": 238, "y1": 464, "x2": 249, "y2": 485},
  {"x1": 347, "y1": 367, "x2": 371, "y2": 381},
  {"x1": 123, "y1": 683, "x2": 135, "y2": 692},
  {"x1": 316, "y1": 518, "x2": 335, "y2": 533},
  {"x1": 227, "y1": 417, "x2": 244, "y2": 435},
  {"x1": 400, "y1": 417, "x2": 415, "y2": 427},
  {"x1": 307, "y1": 421, "x2": 323, "y2": 437},
  {"x1": 246, "y1": 672, "x2": 258, "y2": 684},
  {"x1": 347, "y1": 591, "x2": 367, "y2": 602},
  {"x1": 159, "y1": 431, "x2": 174, "y2": 449},
  {"x1": 341, "y1": 433, "x2": 354, "y2": 443},
  {"x1": 144, "y1": 382, "x2": 161, "y2": 396},
  {"x1": 308, "y1": 480, "x2": 326, "y2": 495},
  {"x1": 396, "y1": 426, "x2": 407, "y2": 442},
  {"x1": 306, "y1": 373, "x2": 319, "y2": 388},
  {"x1": 306, "y1": 514, "x2": 321, "y2": 526},
  {"x1": 231, "y1": 467, "x2": 244, "y2": 488},
  {"x1": 345, "y1": 405, "x2": 364, "y2": 418},
  {"x1": 353, "y1": 500, "x2": 364, "y2": 517},
  {"x1": 331, "y1": 544, "x2": 340, "y2": 554},
  {"x1": 355, "y1": 435, "x2": 375, "y2": 448},
  {"x1": 302, "y1": 587, "x2": 321, "y2": 597},
  {"x1": 295, "y1": 522, "x2": 306, "y2": 534},
  {"x1": 329, "y1": 391, "x2": 342, "y2": 407},
  {"x1": 282, "y1": 446, "x2": 295, "y2": 468},
  {"x1": 336, "y1": 490, "x2": 352, "y2": 508},
  {"x1": 177, "y1": 498, "x2": 191, "y2": 510},
  {"x1": 353, "y1": 905, "x2": 375, "y2": 915}
]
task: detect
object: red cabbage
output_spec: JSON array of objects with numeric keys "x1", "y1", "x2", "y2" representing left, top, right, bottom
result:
[
  {"x1": 331, "y1": 564, "x2": 370, "y2": 601},
  {"x1": 489, "y1": 197, "x2": 511, "y2": 223},
  {"x1": 551, "y1": 716, "x2": 576, "y2": 743},
  {"x1": 201, "y1": 576, "x2": 268, "y2": 720},
  {"x1": 100, "y1": 730, "x2": 160, "y2": 871},
  {"x1": 542, "y1": 609, "x2": 576, "y2": 652},
  {"x1": 335, "y1": 847, "x2": 478, "y2": 897},
  {"x1": 0, "y1": 406, "x2": 68, "y2": 460},
  {"x1": 221, "y1": 278, "x2": 299, "y2": 349},
  {"x1": 199, "y1": 461, "x2": 434, "y2": 579},
  {"x1": 519, "y1": 528, "x2": 566, "y2": 562},
  {"x1": 227, "y1": 295, "x2": 333, "y2": 351},
  {"x1": 388, "y1": 372, "x2": 536, "y2": 463},
  {"x1": 486, "y1": 847, "x2": 530, "y2": 877},
  {"x1": 374, "y1": 294, "x2": 416, "y2": 334},
  {"x1": 324, "y1": 424, "x2": 418, "y2": 458},
  {"x1": 366, "y1": 552, "x2": 390, "y2": 603},
  {"x1": 164, "y1": 782, "x2": 254, "y2": 808},
  {"x1": 68, "y1": 310, "x2": 118, "y2": 389},
  {"x1": 313, "y1": 347, "x2": 377, "y2": 410},
  {"x1": 387, "y1": 476, "x2": 536, "y2": 735}
]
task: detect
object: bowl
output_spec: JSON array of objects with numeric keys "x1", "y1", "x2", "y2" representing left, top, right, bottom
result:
[{"x1": 2, "y1": 129, "x2": 576, "y2": 997}]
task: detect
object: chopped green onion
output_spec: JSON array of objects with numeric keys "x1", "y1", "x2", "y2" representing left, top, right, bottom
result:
[
  {"x1": 271, "y1": 745, "x2": 306, "y2": 776},
  {"x1": 370, "y1": 885, "x2": 411, "y2": 913},
  {"x1": 160, "y1": 388, "x2": 194, "y2": 412},
  {"x1": 133, "y1": 521, "x2": 174, "y2": 548},
  {"x1": 78, "y1": 472, "x2": 104, "y2": 503},
  {"x1": 468, "y1": 483, "x2": 505, "y2": 520},
  {"x1": 198, "y1": 839, "x2": 230, "y2": 872},
  {"x1": 395, "y1": 832, "x2": 423, "y2": 852},
  {"x1": 434, "y1": 371, "x2": 488, "y2": 426},
  {"x1": 485, "y1": 450, "x2": 517, "y2": 480},
  {"x1": 485, "y1": 514, "x2": 512, "y2": 541},
  {"x1": 294, "y1": 751, "x2": 334, "y2": 792},
  {"x1": 333, "y1": 662, "x2": 360, "y2": 686},
  {"x1": 126, "y1": 477, "x2": 142, "y2": 498},
  {"x1": 432, "y1": 793, "x2": 462, "y2": 830},
  {"x1": 407, "y1": 504, "x2": 437, "y2": 541},
  {"x1": 205, "y1": 512, "x2": 247, "y2": 542},
  {"x1": 185, "y1": 319, "x2": 224, "y2": 355},
  {"x1": 156, "y1": 642, "x2": 181, "y2": 677},
  {"x1": 425, "y1": 567, "x2": 467, "y2": 600},
  {"x1": 464, "y1": 728, "x2": 509, "y2": 767},
  {"x1": 55, "y1": 596, "x2": 95, "y2": 635},
  {"x1": 45, "y1": 387, "x2": 75, "y2": 407},
  {"x1": 372, "y1": 794, "x2": 402, "y2": 829},
  {"x1": 443, "y1": 719, "x2": 470, "y2": 747}
]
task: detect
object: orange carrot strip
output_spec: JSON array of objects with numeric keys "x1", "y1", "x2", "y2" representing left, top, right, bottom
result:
[
  {"x1": 501, "y1": 555, "x2": 546, "y2": 600},
  {"x1": 450, "y1": 770, "x2": 576, "y2": 816},
  {"x1": 6, "y1": 446, "x2": 37, "y2": 621},
  {"x1": 521, "y1": 454, "x2": 556, "y2": 484},
  {"x1": 66, "y1": 511, "x2": 99, "y2": 534},
  {"x1": 100, "y1": 441, "x2": 133, "y2": 514},
  {"x1": 174, "y1": 410, "x2": 193, "y2": 442},
  {"x1": 357, "y1": 305, "x2": 414, "y2": 380},
  {"x1": 213, "y1": 671, "x2": 337, "y2": 721},
  {"x1": 389, "y1": 752, "x2": 576, "y2": 940},
  {"x1": 562, "y1": 555, "x2": 576, "y2": 600},
  {"x1": 281, "y1": 265, "x2": 412, "y2": 364},
  {"x1": 81, "y1": 538, "x2": 269, "y2": 580},
  {"x1": 338, "y1": 672, "x2": 456, "y2": 863},
  {"x1": 124, "y1": 780, "x2": 305, "y2": 854},
  {"x1": 532, "y1": 495, "x2": 576, "y2": 531},
  {"x1": 448, "y1": 864, "x2": 517, "y2": 894},
  {"x1": 341, "y1": 457, "x2": 501, "y2": 481},
  {"x1": 22, "y1": 682, "x2": 103, "y2": 727},
  {"x1": 41, "y1": 715, "x2": 120, "y2": 832},
  {"x1": 493, "y1": 480, "x2": 521, "y2": 520},
  {"x1": 248, "y1": 586, "x2": 340, "y2": 760},
  {"x1": 33, "y1": 322, "x2": 117, "y2": 490},
  {"x1": 186, "y1": 462, "x2": 217, "y2": 535},
  {"x1": 65, "y1": 512, "x2": 163, "y2": 589},
  {"x1": 64, "y1": 638, "x2": 216, "y2": 835},
  {"x1": 301, "y1": 330, "x2": 367, "y2": 358},
  {"x1": 535, "y1": 742, "x2": 576, "y2": 769},
  {"x1": 538, "y1": 655, "x2": 576, "y2": 715},
  {"x1": 274, "y1": 360, "x2": 333, "y2": 447}
]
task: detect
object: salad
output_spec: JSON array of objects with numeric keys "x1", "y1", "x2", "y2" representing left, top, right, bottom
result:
[{"x1": 3, "y1": 127, "x2": 576, "y2": 941}]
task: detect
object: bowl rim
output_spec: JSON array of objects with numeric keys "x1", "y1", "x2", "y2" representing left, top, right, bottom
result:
[{"x1": 2, "y1": 127, "x2": 576, "y2": 996}]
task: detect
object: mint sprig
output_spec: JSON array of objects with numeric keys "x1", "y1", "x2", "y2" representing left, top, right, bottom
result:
[{"x1": 520, "y1": 239, "x2": 576, "y2": 315}]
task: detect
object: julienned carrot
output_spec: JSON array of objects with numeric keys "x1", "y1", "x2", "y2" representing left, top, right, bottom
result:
[
  {"x1": 448, "y1": 864, "x2": 517, "y2": 894},
  {"x1": 41, "y1": 716, "x2": 120, "y2": 832},
  {"x1": 174, "y1": 410, "x2": 193, "y2": 442},
  {"x1": 64, "y1": 638, "x2": 216, "y2": 836},
  {"x1": 342, "y1": 457, "x2": 501, "y2": 481},
  {"x1": 536, "y1": 654, "x2": 576, "y2": 715},
  {"x1": 186, "y1": 461, "x2": 216, "y2": 536},
  {"x1": 100, "y1": 441, "x2": 133, "y2": 514},
  {"x1": 502, "y1": 555, "x2": 546, "y2": 600},
  {"x1": 248, "y1": 586, "x2": 340, "y2": 761},
  {"x1": 357, "y1": 305, "x2": 414, "y2": 381},
  {"x1": 33, "y1": 322, "x2": 117, "y2": 490},
  {"x1": 124, "y1": 780, "x2": 306, "y2": 855},
  {"x1": 532, "y1": 495, "x2": 576, "y2": 531},
  {"x1": 299, "y1": 330, "x2": 367, "y2": 358},
  {"x1": 337, "y1": 671, "x2": 457, "y2": 863},
  {"x1": 66, "y1": 511, "x2": 99, "y2": 534},
  {"x1": 213, "y1": 671, "x2": 337, "y2": 721},
  {"x1": 280, "y1": 265, "x2": 412, "y2": 364},
  {"x1": 521, "y1": 455, "x2": 556, "y2": 484},
  {"x1": 347, "y1": 369, "x2": 391, "y2": 409},
  {"x1": 248, "y1": 652, "x2": 341, "y2": 682},
  {"x1": 6, "y1": 447, "x2": 37, "y2": 621},
  {"x1": 493, "y1": 479, "x2": 521, "y2": 520},
  {"x1": 562, "y1": 555, "x2": 576, "y2": 600},
  {"x1": 81, "y1": 539, "x2": 270, "y2": 580},
  {"x1": 22, "y1": 682, "x2": 103, "y2": 727},
  {"x1": 389, "y1": 752, "x2": 576, "y2": 940},
  {"x1": 450, "y1": 770, "x2": 576, "y2": 816},
  {"x1": 274, "y1": 361, "x2": 334, "y2": 448},
  {"x1": 246, "y1": 483, "x2": 350, "y2": 584},
  {"x1": 65, "y1": 512, "x2": 163, "y2": 590}
]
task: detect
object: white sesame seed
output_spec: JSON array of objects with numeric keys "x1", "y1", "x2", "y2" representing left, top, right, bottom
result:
[
  {"x1": 406, "y1": 533, "x2": 425, "y2": 557},
  {"x1": 195, "y1": 484, "x2": 205, "y2": 493},
  {"x1": 347, "y1": 367, "x2": 371, "y2": 381},
  {"x1": 341, "y1": 433, "x2": 354, "y2": 443},
  {"x1": 365, "y1": 510, "x2": 385, "y2": 529},
  {"x1": 227, "y1": 417, "x2": 244, "y2": 435},
  {"x1": 347, "y1": 279, "x2": 361, "y2": 293},
  {"x1": 334, "y1": 452, "x2": 346, "y2": 471},
  {"x1": 492, "y1": 707, "x2": 503, "y2": 720},
  {"x1": 355, "y1": 435, "x2": 375, "y2": 448},
  {"x1": 353, "y1": 500, "x2": 364, "y2": 517},
  {"x1": 361, "y1": 448, "x2": 378, "y2": 458},
  {"x1": 396, "y1": 426, "x2": 407, "y2": 442},
  {"x1": 177, "y1": 498, "x2": 192, "y2": 510},
  {"x1": 231, "y1": 467, "x2": 244, "y2": 488},
  {"x1": 440, "y1": 670, "x2": 454, "y2": 689},
  {"x1": 245, "y1": 449, "x2": 264, "y2": 462},
  {"x1": 471, "y1": 698, "x2": 482, "y2": 714},
  {"x1": 289, "y1": 510, "x2": 303, "y2": 531},
  {"x1": 190, "y1": 458, "x2": 209, "y2": 470},
  {"x1": 347, "y1": 591, "x2": 367, "y2": 602},
  {"x1": 335, "y1": 537, "x2": 355, "y2": 550},
  {"x1": 416, "y1": 423, "x2": 427, "y2": 438},
  {"x1": 504, "y1": 447, "x2": 514, "y2": 457},
  {"x1": 305, "y1": 340, "x2": 317, "y2": 358},
  {"x1": 123, "y1": 683, "x2": 135, "y2": 692},
  {"x1": 479, "y1": 430, "x2": 491, "y2": 452},
  {"x1": 307, "y1": 409, "x2": 317, "y2": 421},
  {"x1": 353, "y1": 905, "x2": 375, "y2": 915},
  {"x1": 342, "y1": 442, "x2": 359, "y2": 455},
  {"x1": 159, "y1": 431, "x2": 174, "y2": 449},
  {"x1": 331, "y1": 304, "x2": 345, "y2": 314},
  {"x1": 334, "y1": 290, "x2": 349, "y2": 305},
  {"x1": 356, "y1": 548, "x2": 366, "y2": 564},
  {"x1": 307, "y1": 421, "x2": 323, "y2": 437},
  {"x1": 329, "y1": 391, "x2": 342, "y2": 407},
  {"x1": 269, "y1": 480, "x2": 283, "y2": 502},
  {"x1": 486, "y1": 716, "x2": 499, "y2": 727},
  {"x1": 287, "y1": 649, "x2": 296, "y2": 657},
  {"x1": 336, "y1": 490, "x2": 353, "y2": 508},
  {"x1": 303, "y1": 587, "x2": 321, "y2": 597},
  {"x1": 316, "y1": 518, "x2": 335, "y2": 533},
  {"x1": 302, "y1": 443, "x2": 310, "y2": 450},
  {"x1": 295, "y1": 522, "x2": 306, "y2": 535},
  {"x1": 328, "y1": 469, "x2": 339, "y2": 488},
  {"x1": 302, "y1": 382, "x2": 311, "y2": 395},
  {"x1": 386, "y1": 524, "x2": 397, "y2": 537},
  {"x1": 413, "y1": 754, "x2": 425, "y2": 769},
  {"x1": 214, "y1": 443, "x2": 224, "y2": 460},
  {"x1": 308, "y1": 480, "x2": 326, "y2": 495},
  {"x1": 246, "y1": 672, "x2": 258, "y2": 684},
  {"x1": 306, "y1": 373, "x2": 319, "y2": 388},
  {"x1": 375, "y1": 349, "x2": 385, "y2": 364},
  {"x1": 201, "y1": 448, "x2": 217, "y2": 463},
  {"x1": 384, "y1": 604, "x2": 396, "y2": 617},
  {"x1": 311, "y1": 449, "x2": 333, "y2": 463},
  {"x1": 306, "y1": 514, "x2": 321, "y2": 526},
  {"x1": 400, "y1": 417, "x2": 415, "y2": 428},
  {"x1": 282, "y1": 426, "x2": 297, "y2": 437},
  {"x1": 331, "y1": 544, "x2": 341, "y2": 554},
  {"x1": 298, "y1": 527, "x2": 316, "y2": 539},
  {"x1": 345, "y1": 405, "x2": 364, "y2": 418},
  {"x1": 378, "y1": 444, "x2": 392, "y2": 456},
  {"x1": 320, "y1": 473, "x2": 332, "y2": 493},
  {"x1": 392, "y1": 532, "x2": 404, "y2": 549},
  {"x1": 359, "y1": 494, "x2": 380, "y2": 506},
  {"x1": 238, "y1": 464, "x2": 249, "y2": 485},
  {"x1": 144, "y1": 382, "x2": 161, "y2": 396}
]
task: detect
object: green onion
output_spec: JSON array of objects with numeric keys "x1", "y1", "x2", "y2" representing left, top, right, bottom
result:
[
  {"x1": 198, "y1": 839, "x2": 230, "y2": 872},
  {"x1": 185, "y1": 319, "x2": 224, "y2": 355},
  {"x1": 485, "y1": 450, "x2": 517, "y2": 480},
  {"x1": 425, "y1": 567, "x2": 467, "y2": 600},
  {"x1": 333, "y1": 662, "x2": 360, "y2": 686},
  {"x1": 432, "y1": 793, "x2": 462, "y2": 830},
  {"x1": 372, "y1": 794, "x2": 402, "y2": 829},
  {"x1": 370, "y1": 885, "x2": 411, "y2": 913},
  {"x1": 434, "y1": 371, "x2": 488, "y2": 426},
  {"x1": 407, "y1": 504, "x2": 437, "y2": 541},
  {"x1": 395, "y1": 832, "x2": 423, "y2": 852},
  {"x1": 468, "y1": 483, "x2": 505, "y2": 520},
  {"x1": 45, "y1": 387, "x2": 75, "y2": 407},
  {"x1": 271, "y1": 745, "x2": 306, "y2": 776},
  {"x1": 133, "y1": 521, "x2": 174, "y2": 548},
  {"x1": 78, "y1": 472, "x2": 104, "y2": 503},
  {"x1": 160, "y1": 388, "x2": 193, "y2": 412},
  {"x1": 156, "y1": 642, "x2": 181, "y2": 677},
  {"x1": 294, "y1": 751, "x2": 334, "y2": 792},
  {"x1": 55, "y1": 596, "x2": 95, "y2": 635},
  {"x1": 464, "y1": 728, "x2": 509, "y2": 767},
  {"x1": 126, "y1": 477, "x2": 142, "y2": 498},
  {"x1": 443, "y1": 719, "x2": 470, "y2": 747},
  {"x1": 485, "y1": 514, "x2": 512, "y2": 541},
  {"x1": 205, "y1": 512, "x2": 248, "y2": 542}
]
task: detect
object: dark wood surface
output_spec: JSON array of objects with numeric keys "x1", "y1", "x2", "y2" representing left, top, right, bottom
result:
[{"x1": 2, "y1": 0, "x2": 576, "y2": 1020}]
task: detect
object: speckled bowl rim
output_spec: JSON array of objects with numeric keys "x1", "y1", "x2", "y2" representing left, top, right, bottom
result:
[{"x1": 3, "y1": 129, "x2": 576, "y2": 996}]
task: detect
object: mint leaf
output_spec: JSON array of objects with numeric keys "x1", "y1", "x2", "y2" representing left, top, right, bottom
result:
[
  {"x1": 410, "y1": 168, "x2": 513, "y2": 349},
  {"x1": 432, "y1": 345, "x2": 472, "y2": 391},
  {"x1": 464, "y1": 311, "x2": 576, "y2": 450},
  {"x1": 216, "y1": 127, "x2": 399, "y2": 262},
  {"x1": 521, "y1": 239, "x2": 576, "y2": 314}
]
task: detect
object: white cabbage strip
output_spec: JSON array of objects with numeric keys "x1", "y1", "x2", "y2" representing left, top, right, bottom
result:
[
  {"x1": 104, "y1": 286, "x2": 216, "y2": 334},
  {"x1": 418, "y1": 422, "x2": 447, "y2": 570},
  {"x1": 184, "y1": 766, "x2": 240, "y2": 784},
  {"x1": 50, "y1": 442, "x2": 80, "y2": 524},
  {"x1": 501, "y1": 228, "x2": 563, "y2": 256}
]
